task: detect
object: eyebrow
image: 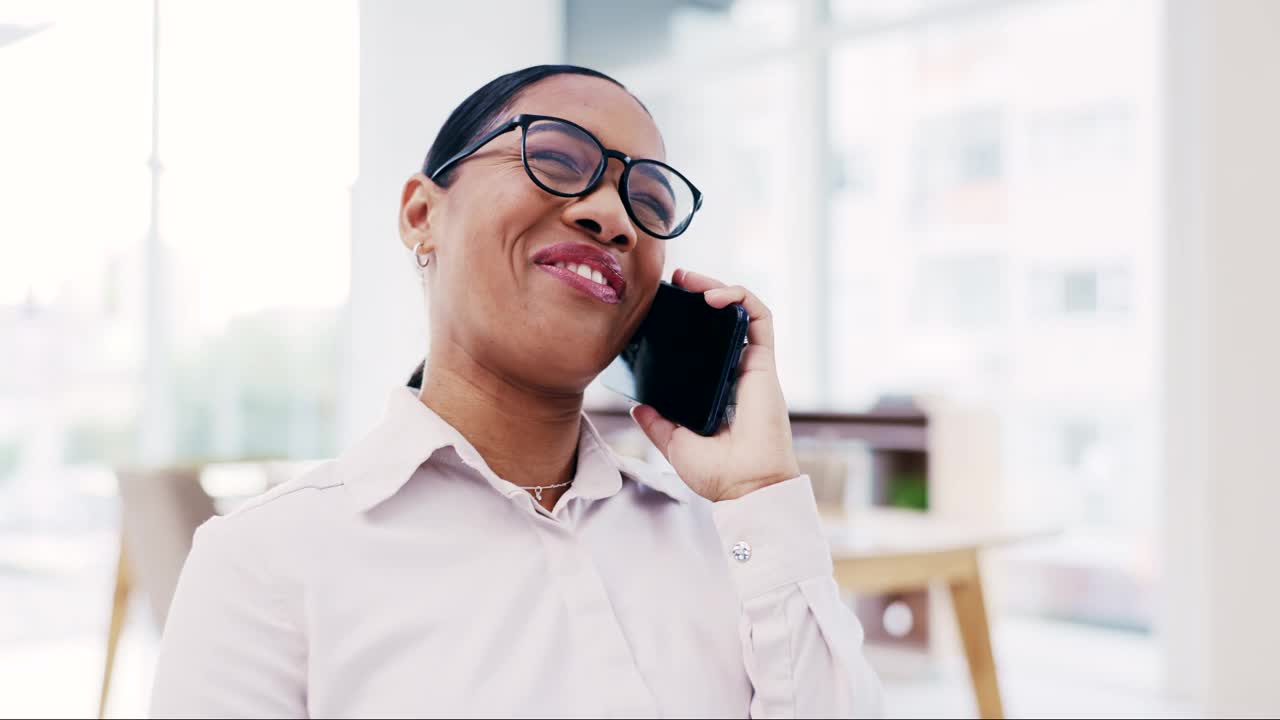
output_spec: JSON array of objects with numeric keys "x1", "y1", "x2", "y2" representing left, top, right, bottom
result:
[
  {"x1": 525, "y1": 122, "x2": 590, "y2": 143},
  {"x1": 527, "y1": 121, "x2": 665, "y2": 168},
  {"x1": 631, "y1": 163, "x2": 677, "y2": 207}
]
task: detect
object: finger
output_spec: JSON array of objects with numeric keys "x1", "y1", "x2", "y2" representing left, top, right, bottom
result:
[
  {"x1": 703, "y1": 285, "x2": 775, "y2": 350},
  {"x1": 631, "y1": 404, "x2": 679, "y2": 460},
  {"x1": 736, "y1": 344, "x2": 776, "y2": 375},
  {"x1": 672, "y1": 268, "x2": 727, "y2": 293}
]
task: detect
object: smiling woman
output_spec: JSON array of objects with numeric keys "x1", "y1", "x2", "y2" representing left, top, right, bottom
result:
[
  {"x1": 149, "y1": 65, "x2": 883, "y2": 718},
  {"x1": 404, "y1": 67, "x2": 674, "y2": 392}
]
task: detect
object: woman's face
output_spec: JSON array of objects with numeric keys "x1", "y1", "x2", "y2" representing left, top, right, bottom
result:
[{"x1": 402, "y1": 75, "x2": 669, "y2": 394}]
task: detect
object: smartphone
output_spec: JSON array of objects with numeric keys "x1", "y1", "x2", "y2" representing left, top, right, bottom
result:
[{"x1": 601, "y1": 281, "x2": 749, "y2": 436}]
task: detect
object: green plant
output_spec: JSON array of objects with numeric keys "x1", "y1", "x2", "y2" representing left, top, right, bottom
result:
[{"x1": 888, "y1": 470, "x2": 928, "y2": 511}]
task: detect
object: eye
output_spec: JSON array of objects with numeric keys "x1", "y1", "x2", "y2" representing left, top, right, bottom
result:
[
  {"x1": 631, "y1": 192, "x2": 673, "y2": 225},
  {"x1": 528, "y1": 149, "x2": 585, "y2": 174}
]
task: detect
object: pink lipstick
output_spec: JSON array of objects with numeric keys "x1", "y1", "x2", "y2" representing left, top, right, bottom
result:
[{"x1": 531, "y1": 242, "x2": 627, "y2": 305}]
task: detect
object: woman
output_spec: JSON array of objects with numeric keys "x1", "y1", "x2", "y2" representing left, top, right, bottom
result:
[{"x1": 151, "y1": 65, "x2": 881, "y2": 718}]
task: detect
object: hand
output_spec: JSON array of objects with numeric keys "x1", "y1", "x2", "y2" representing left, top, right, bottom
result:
[{"x1": 630, "y1": 269, "x2": 801, "y2": 502}]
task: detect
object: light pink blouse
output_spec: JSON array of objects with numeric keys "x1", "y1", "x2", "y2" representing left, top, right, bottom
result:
[{"x1": 151, "y1": 387, "x2": 882, "y2": 718}]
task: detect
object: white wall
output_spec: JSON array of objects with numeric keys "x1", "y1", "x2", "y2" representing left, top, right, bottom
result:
[
  {"x1": 1162, "y1": 0, "x2": 1280, "y2": 714},
  {"x1": 342, "y1": 0, "x2": 564, "y2": 445}
]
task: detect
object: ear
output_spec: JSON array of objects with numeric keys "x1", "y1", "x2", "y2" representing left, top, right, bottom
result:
[{"x1": 399, "y1": 173, "x2": 440, "y2": 254}]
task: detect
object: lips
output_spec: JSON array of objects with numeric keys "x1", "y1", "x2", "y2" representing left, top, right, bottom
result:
[{"x1": 531, "y1": 242, "x2": 627, "y2": 305}]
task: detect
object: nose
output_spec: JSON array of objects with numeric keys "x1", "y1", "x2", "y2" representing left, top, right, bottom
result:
[{"x1": 560, "y1": 161, "x2": 639, "y2": 252}]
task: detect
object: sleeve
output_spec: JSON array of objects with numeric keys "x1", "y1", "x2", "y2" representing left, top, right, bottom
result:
[
  {"x1": 712, "y1": 476, "x2": 884, "y2": 719},
  {"x1": 149, "y1": 515, "x2": 307, "y2": 719}
]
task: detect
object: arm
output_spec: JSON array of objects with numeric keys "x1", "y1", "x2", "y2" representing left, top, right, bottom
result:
[
  {"x1": 713, "y1": 477, "x2": 882, "y2": 718},
  {"x1": 631, "y1": 268, "x2": 882, "y2": 717},
  {"x1": 150, "y1": 516, "x2": 307, "y2": 719}
]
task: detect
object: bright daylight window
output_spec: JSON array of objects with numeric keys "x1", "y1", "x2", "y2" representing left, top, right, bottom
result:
[
  {"x1": 570, "y1": 0, "x2": 1161, "y2": 634},
  {"x1": 0, "y1": 1, "x2": 356, "y2": 708}
]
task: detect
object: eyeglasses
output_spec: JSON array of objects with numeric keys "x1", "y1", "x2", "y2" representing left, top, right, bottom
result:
[{"x1": 427, "y1": 114, "x2": 703, "y2": 240}]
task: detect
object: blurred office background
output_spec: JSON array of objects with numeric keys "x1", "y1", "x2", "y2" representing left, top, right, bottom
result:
[{"x1": 1, "y1": 0, "x2": 1277, "y2": 717}]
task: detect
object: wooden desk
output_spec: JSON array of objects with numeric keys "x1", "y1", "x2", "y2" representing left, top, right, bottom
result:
[{"x1": 824, "y1": 508, "x2": 1055, "y2": 720}]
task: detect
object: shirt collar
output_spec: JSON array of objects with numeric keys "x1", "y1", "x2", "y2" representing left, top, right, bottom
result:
[{"x1": 339, "y1": 385, "x2": 688, "y2": 513}]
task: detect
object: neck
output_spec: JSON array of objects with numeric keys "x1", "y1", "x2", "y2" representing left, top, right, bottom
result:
[{"x1": 416, "y1": 345, "x2": 583, "y2": 510}]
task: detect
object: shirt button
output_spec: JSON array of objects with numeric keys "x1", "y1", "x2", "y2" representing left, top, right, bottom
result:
[{"x1": 731, "y1": 541, "x2": 752, "y2": 563}]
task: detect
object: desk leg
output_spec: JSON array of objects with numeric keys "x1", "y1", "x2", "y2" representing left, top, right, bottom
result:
[
  {"x1": 99, "y1": 532, "x2": 131, "y2": 719},
  {"x1": 949, "y1": 550, "x2": 1003, "y2": 720}
]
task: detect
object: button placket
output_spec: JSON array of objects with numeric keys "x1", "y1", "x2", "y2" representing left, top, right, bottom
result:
[{"x1": 557, "y1": 531, "x2": 655, "y2": 713}]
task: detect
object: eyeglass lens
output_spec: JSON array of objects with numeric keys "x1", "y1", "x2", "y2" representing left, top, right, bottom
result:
[{"x1": 523, "y1": 119, "x2": 696, "y2": 238}]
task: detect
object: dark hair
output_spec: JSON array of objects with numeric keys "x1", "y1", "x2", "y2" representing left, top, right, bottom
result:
[{"x1": 422, "y1": 64, "x2": 643, "y2": 187}]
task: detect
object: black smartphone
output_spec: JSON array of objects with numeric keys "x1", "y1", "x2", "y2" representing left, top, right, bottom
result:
[{"x1": 601, "y1": 281, "x2": 749, "y2": 436}]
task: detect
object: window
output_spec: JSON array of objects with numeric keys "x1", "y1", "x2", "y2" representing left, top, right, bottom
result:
[
  {"x1": 1026, "y1": 100, "x2": 1135, "y2": 181},
  {"x1": 566, "y1": 0, "x2": 796, "y2": 70},
  {"x1": 0, "y1": 2, "x2": 356, "y2": 705},
  {"x1": 569, "y1": 0, "x2": 1161, "y2": 631},
  {"x1": 909, "y1": 107, "x2": 1006, "y2": 226},
  {"x1": 141, "y1": 0, "x2": 356, "y2": 463},
  {"x1": 1031, "y1": 264, "x2": 1133, "y2": 319},
  {"x1": 910, "y1": 256, "x2": 1004, "y2": 328},
  {"x1": 1, "y1": 1, "x2": 155, "y2": 541}
]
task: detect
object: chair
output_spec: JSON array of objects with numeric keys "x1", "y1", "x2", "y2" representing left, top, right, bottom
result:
[{"x1": 99, "y1": 466, "x2": 216, "y2": 719}]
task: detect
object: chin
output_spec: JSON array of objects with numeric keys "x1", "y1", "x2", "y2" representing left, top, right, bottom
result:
[{"x1": 527, "y1": 348, "x2": 615, "y2": 392}]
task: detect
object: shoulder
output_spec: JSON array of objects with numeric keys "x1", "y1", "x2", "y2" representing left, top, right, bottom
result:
[
  {"x1": 191, "y1": 461, "x2": 348, "y2": 558},
  {"x1": 227, "y1": 461, "x2": 346, "y2": 518}
]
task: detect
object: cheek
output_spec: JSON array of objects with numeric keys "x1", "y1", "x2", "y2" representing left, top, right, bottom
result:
[
  {"x1": 444, "y1": 180, "x2": 549, "y2": 278},
  {"x1": 634, "y1": 240, "x2": 666, "y2": 290},
  {"x1": 458, "y1": 175, "x2": 545, "y2": 243},
  {"x1": 440, "y1": 176, "x2": 555, "y2": 319}
]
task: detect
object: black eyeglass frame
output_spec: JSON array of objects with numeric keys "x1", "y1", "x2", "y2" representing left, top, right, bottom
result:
[{"x1": 427, "y1": 113, "x2": 704, "y2": 240}]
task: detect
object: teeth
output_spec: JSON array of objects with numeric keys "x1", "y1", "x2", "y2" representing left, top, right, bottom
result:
[{"x1": 551, "y1": 261, "x2": 610, "y2": 287}]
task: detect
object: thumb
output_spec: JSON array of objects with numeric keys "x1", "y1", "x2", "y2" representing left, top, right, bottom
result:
[{"x1": 630, "y1": 404, "x2": 678, "y2": 460}]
